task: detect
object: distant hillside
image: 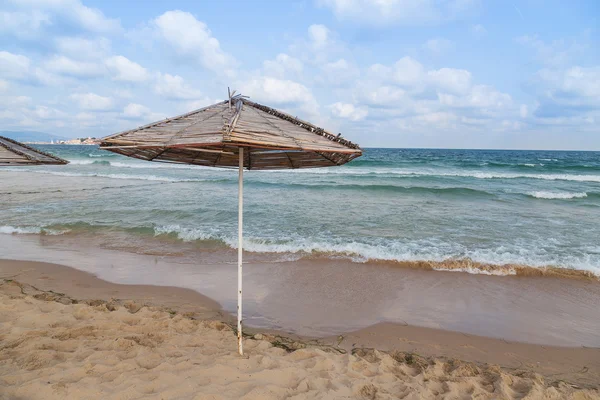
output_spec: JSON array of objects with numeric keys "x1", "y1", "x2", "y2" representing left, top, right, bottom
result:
[{"x1": 0, "y1": 131, "x2": 69, "y2": 143}]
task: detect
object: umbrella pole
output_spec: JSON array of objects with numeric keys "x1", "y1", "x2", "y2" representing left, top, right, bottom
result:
[{"x1": 237, "y1": 147, "x2": 244, "y2": 356}]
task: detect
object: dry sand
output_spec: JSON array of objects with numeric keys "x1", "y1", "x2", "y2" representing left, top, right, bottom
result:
[{"x1": 1, "y1": 260, "x2": 599, "y2": 399}]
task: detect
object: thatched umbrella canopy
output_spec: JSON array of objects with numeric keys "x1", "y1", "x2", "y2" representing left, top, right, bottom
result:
[
  {"x1": 100, "y1": 92, "x2": 362, "y2": 355},
  {"x1": 100, "y1": 95, "x2": 361, "y2": 169},
  {"x1": 0, "y1": 136, "x2": 68, "y2": 166}
]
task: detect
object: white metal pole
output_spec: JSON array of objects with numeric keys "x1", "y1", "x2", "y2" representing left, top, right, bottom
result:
[{"x1": 237, "y1": 147, "x2": 244, "y2": 356}]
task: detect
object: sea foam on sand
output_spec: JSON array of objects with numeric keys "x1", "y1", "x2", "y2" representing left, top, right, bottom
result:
[{"x1": 1, "y1": 280, "x2": 598, "y2": 400}]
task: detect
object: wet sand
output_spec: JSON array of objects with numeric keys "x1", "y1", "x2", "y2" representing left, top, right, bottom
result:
[
  {"x1": 1, "y1": 234, "x2": 599, "y2": 348},
  {"x1": 1, "y1": 258, "x2": 600, "y2": 392}
]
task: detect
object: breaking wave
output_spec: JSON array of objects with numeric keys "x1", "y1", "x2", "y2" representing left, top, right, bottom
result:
[
  {"x1": 284, "y1": 168, "x2": 600, "y2": 183},
  {"x1": 149, "y1": 225, "x2": 600, "y2": 278},
  {"x1": 68, "y1": 159, "x2": 206, "y2": 170},
  {"x1": 2, "y1": 223, "x2": 598, "y2": 279},
  {"x1": 0, "y1": 225, "x2": 69, "y2": 235},
  {"x1": 0, "y1": 168, "x2": 227, "y2": 183},
  {"x1": 527, "y1": 191, "x2": 588, "y2": 200}
]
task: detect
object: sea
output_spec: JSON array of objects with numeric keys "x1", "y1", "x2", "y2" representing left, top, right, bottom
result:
[{"x1": 1, "y1": 145, "x2": 600, "y2": 277}]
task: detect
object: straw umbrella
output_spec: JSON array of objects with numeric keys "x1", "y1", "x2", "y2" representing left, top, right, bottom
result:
[
  {"x1": 99, "y1": 92, "x2": 362, "y2": 355},
  {"x1": 0, "y1": 136, "x2": 68, "y2": 166}
]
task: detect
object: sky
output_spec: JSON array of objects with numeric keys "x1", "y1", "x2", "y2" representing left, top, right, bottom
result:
[{"x1": 0, "y1": 0, "x2": 598, "y2": 150}]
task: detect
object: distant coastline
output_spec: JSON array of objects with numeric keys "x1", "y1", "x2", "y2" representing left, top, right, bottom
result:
[{"x1": 24, "y1": 137, "x2": 100, "y2": 145}]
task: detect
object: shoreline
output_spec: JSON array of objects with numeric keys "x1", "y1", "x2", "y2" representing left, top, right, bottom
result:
[
  {"x1": 1, "y1": 226, "x2": 598, "y2": 281},
  {"x1": 1, "y1": 233, "x2": 599, "y2": 348},
  {"x1": 1, "y1": 258, "x2": 599, "y2": 390}
]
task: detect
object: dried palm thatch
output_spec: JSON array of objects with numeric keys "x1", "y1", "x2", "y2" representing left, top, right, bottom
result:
[
  {"x1": 0, "y1": 136, "x2": 68, "y2": 166},
  {"x1": 100, "y1": 96, "x2": 362, "y2": 169}
]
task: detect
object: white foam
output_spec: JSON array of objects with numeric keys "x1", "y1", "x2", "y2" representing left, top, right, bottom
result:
[
  {"x1": 108, "y1": 161, "x2": 208, "y2": 170},
  {"x1": 0, "y1": 169, "x2": 207, "y2": 182},
  {"x1": 175, "y1": 231, "x2": 597, "y2": 276},
  {"x1": 154, "y1": 225, "x2": 220, "y2": 241},
  {"x1": 88, "y1": 153, "x2": 114, "y2": 158},
  {"x1": 68, "y1": 160, "x2": 91, "y2": 165},
  {"x1": 528, "y1": 191, "x2": 588, "y2": 199},
  {"x1": 5, "y1": 222, "x2": 600, "y2": 277},
  {"x1": 0, "y1": 225, "x2": 69, "y2": 235},
  {"x1": 67, "y1": 159, "x2": 209, "y2": 170},
  {"x1": 432, "y1": 266, "x2": 517, "y2": 276},
  {"x1": 273, "y1": 168, "x2": 600, "y2": 183}
]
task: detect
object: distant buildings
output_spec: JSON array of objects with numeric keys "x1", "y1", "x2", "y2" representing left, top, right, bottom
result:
[{"x1": 24, "y1": 137, "x2": 100, "y2": 145}]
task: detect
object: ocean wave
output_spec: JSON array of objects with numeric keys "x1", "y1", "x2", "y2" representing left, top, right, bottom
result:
[
  {"x1": 285, "y1": 168, "x2": 600, "y2": 183},
  {"x1": 149, "y1": 225, "x2": 600, "y2": 276},
  {"x1": 154, "y1": 225, "x2": 223, "y2": 242},
  {"x1": 66, "y1": 158, "x2": 212, "y2": 170},
  {"x1": 0, "y1": 225, "x2": 69, "y2": 235},
  {"x1": 432, "y1": 265, "x2": 517, "y2": 276},
  {"x1": 0, "y1": 168, "x2": 222, "y2": 183},
  {"x1": 3, "y1": 222, "x2": 598, "y2": 278},
  {"x1": 527, "y1": 191, "x2": 588, "y2": 200},
  {"x1": 250, "y1": 181, "x2": 494, "y2": 196},
  {"x1": 88, "y1": 152, "x2": 116, "y2": 158},
  {"x1": 69, "y1": 160, "x2": 111, "y2": 166}
]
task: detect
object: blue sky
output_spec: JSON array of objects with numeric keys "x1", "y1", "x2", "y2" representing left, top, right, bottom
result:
[{"x1": 0, "y1": 0, "x2": 598, "y2": 149}]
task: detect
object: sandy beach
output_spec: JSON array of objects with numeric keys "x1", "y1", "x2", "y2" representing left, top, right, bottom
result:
[{"x1": 1, "y1": 259, "x2": 599, "y2": 399}]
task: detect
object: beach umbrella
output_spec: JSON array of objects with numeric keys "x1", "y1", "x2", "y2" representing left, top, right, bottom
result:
[
  {"x1": 0, "y1": 136, "x2": 68, "y2": 166},
  {"x1": 99, "y1": 91, "x2": 362, "y2": 355}
]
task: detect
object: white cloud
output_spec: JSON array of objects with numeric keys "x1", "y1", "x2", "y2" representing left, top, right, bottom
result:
[
  {"x1": 185, "y1": 98, "x2": 220, "y2": 111},
  {"x1": 31, "y1": 68, "x2": 65, "y2": 86},
  {"x1": 0, "y1": 51, "x2": 64, "y2": 85},
  {"x1": 423, "y1": 38, "x2": 454, "y2": 55},
  {"x1": 529, "y1": 66, "x2": 600, "y2": 118},
  {"x1": 353, "y1": 53, "x2": 517, "y2": 136},
  {"x1": 240, "y1": 77, "x2": 319, "y2": 115},
  {"x1": 0, "y1": 80, "x2": 8, "y2": 92},
  {"x1": 7, "y1": 0, "x2": 122, "y2": 33},
  {"x1": 154, "y1": 73, "x2": 202, "y2": 100},
  {"x1": 520, "y1": 105, "x2": 528, "y2": 118},
  {"x1": 55, "y1": 36, "x2": 111, "y2": 60},
  {"x1": 113, "y1": 89, "x2": 133, "y2": 98},
  {"x1": 0, "y1": 51, "x2": 31, "y2": 79},
  {"x1": 329, "y1": 102, "x2": 368, "y2": 121},
  {"x1": 121, "y1": 103, "x2": 166, "y2": 122},
  {"x1": 321, "y1": 58, "x2": 360, "y2": 86},
  {"x1": 33, "y1": 105, "x2": 66, "y2": 119},
  {"x1": 263, "y1": 53, "x2": 303, "y2": 79},
  {"x1": 536, "y1": 66, "x2": 600, "y2": 99},
  {"x1": 517, "y1": 35, "x2": 586, "y2": 67},
  {"x1": 438, "y1": 84, "x2": 512, "y2": 109},
  {"x1": 428, "y1": 68, "x2": 472, "y2": 94},
  {"x1": 70, "y1": 92, "x2": 114, "y2": 110},
  {"x1": 105, "y1": 56, "x2": 149, "y2": 82},
  {"x1": 0, "y1": 10, "x2": 51, "y2": 38},
  {"x1": 308, "y1": 24, "x2": 331, "y2": 48},
  {"x1": 318, "y1": 0, "x2": 479, "y2": 25},
  {"x1": 391, "y1": 57, "x2": 425, "y2": 87},
  {"x1": 3, "y1": 96, "x2": 31, "y2": 106},
  {"x1": 152, "y1": 10, "x2": 236, "y2": 76},
  {"x1": 43, "y1": 55, "x2": 104, "y2": 78},
  {"x1": 360, "y1": 85, "x2": 409, "y2": 106},
  {"x1": 122, "y1": 103, "x2": 149, "y2": 118},
  {"x1": 290, "y1": 24, "x2": 345, "y2": 64}
]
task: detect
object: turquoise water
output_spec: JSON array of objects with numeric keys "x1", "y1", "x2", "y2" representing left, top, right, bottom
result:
[{"x1": 1, "y1": 145, "x2": 600, "y2": 275}]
